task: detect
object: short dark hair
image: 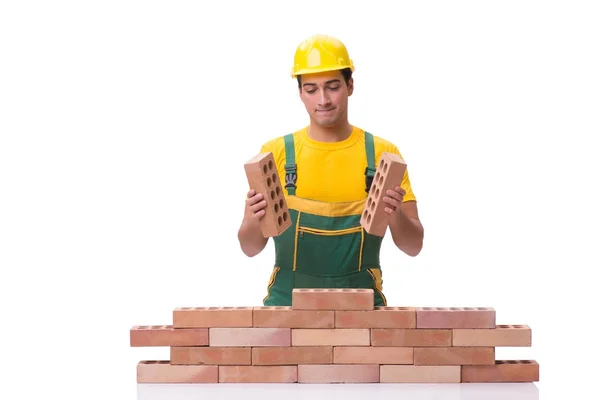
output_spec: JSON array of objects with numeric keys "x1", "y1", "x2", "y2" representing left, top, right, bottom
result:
[{"x1": 297, "y1": 67, "x2": 353, "y2": 89}]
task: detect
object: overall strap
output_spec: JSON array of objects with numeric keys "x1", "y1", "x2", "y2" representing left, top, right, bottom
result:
[
  {"x1": 283, "y1": 133, "x2": 297, "y2": 195},
  {"x1": 364, "y1": 131, "x2": 376, "y2": 193}
]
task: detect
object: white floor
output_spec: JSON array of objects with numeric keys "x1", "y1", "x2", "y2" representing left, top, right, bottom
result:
[{"x1": 138, "y1": 382, "x2": 539, "y2": 400}]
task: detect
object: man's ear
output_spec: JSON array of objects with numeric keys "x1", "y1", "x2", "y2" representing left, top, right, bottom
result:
[{"x1": 347, "y1": 78, "x2": 354, "y2": 96}]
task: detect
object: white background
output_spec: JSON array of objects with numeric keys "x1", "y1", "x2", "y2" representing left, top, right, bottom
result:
[{"x1": 1, "y1": 1, "x2": 599, "y2": 399}]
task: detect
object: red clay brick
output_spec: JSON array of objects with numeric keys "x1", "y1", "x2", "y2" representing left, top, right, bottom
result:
[
  {"x1": 414, "y1": 347, "x2": 495, "y2": 365},
  {"x1": 244, "y1": 152, "x2": 291, "y2": 237},
  {"x1": 137, "y1": 361, "x2": 218, "y2": 383},
  {"x1": 292, "y1": 288, "x2": 374, "y2": 311},
  {"x1": 252, "y1": 346, "x2": 333, "y2": 365},
  {"x1": 130, "y1": 325, "x2": 208, "y2": 347},
  {"x1": 209, "y1": 327, "x2": 290, "y2": 347},
  {"x1": 371, "y1": 329, "x2": 452, "y2": 347},
  {"x1": 298, "y1": 364, "x2": 379, "y2": 383},
  {"x1": 380, "y1": 365, "x2": 461, "y2": 383},
  {"x1": 335, "y1": 307, "x2": 416, "y2": 328},
  {"x1": 292, "y1": 328, "x2": 370, "y2": 346},
  {"x1": 172, "y1": 307, "x2": 253, "y2": 328},
  {"x1": 333, "y1": 346, "x2": 413, "y2": 364},
  {"x1": 219, "y1": 365, "x2": 297, "y2": 383},
  {"x1": 253, "y1": 306, "x2": 334, "y2": 328},
  {"x1": 360, "y1": 152, "x2": 407, "y2": 237},
  {"x1": 416, "y1": 307, "x2": 496, "y2": 329},
  {"x1": 461, "y1": 360, "x2": 540, "y2": 382},
  {"x1": 453, "y1": 324, "x2": 532, "y2": 346},
  {"x1": 170, "y1": 347, "x2": 251, "y2": 365}
]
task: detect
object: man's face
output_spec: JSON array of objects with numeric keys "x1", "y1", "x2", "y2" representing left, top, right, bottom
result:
[{"x1": 298, "y1": 70, "x2": 353, "y2": 128}]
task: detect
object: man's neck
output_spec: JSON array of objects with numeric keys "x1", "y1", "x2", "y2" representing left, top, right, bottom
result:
[{"x1": 307, "y1": 121, "x2": 354, "y2": 143}]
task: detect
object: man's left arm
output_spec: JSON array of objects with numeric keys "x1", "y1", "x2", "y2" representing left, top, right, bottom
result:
[{"x1": 383, "y1": 188, "x2": 424, "y2": 257}]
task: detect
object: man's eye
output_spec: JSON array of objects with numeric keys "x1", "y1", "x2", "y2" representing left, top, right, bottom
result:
[
  {"x1": 306, "y1": 89, "x2": 317, "y2": 94},
  {"x1": 328, "y1": 86, "x2": 340, "y2": 91}
]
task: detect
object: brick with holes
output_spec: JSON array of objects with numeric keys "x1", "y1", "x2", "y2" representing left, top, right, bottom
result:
[
  {"x1": 452, "y1": 324, "x2": 532, "y2": 346},
  {"x1": 130, "y1": 325, "x2": 208, "y2": 347},
  {"x1": 137, "y1": 361, "x2": 218, "y2": 383},
  {"x1": 172, "y1": 306, "x2": 253, "y2": 328},
  {"x1": 244, "y1": 152, "x2": 291, "y2": 237},
  {"x1": 416, "y1": 307, "x2": 496, "y2": 329},
  {"x1": 292, "y1": 288, "x2": 374, "y2": 311},
  {"x1": 461, "y1": 360, "x2": 540, "y2": 382},
  {"x1": 360, "y1": 152, "x2": 407, "y2": 237}
]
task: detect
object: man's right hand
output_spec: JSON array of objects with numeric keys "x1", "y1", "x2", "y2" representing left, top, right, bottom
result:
[
  {"x1": 238, "y1": 188, "x2": 269, "y2": 257},
  {"x1": 245, "y1": 189, "x2": 267, "y2": 220}
]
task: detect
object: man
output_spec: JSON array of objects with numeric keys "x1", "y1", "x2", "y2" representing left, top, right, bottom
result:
[{"x1": 237, "y1": 34, "x2": 424, "y2": 306}]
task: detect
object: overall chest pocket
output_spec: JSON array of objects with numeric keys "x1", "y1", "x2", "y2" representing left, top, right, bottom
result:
[{"x1": 295, "y1": 219, "x2": 365, "y2": 276}]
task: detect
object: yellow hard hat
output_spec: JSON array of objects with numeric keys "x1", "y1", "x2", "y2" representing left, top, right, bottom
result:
[{"x1": 291, "y1": 34, "x2": 354, "y2": 78}]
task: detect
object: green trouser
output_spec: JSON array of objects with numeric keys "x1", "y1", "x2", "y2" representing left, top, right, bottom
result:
[{"x1": 262, "y1": 132, "x2": 388, "y2": 307}]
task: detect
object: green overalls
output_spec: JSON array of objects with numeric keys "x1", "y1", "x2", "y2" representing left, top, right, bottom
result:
[{"x1": 262, "y1": 131, "x2": 388, "y2": 307}]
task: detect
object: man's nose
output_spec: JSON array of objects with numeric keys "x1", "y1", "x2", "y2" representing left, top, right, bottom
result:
[{"x1": 319, "y1": 90, "x2": 331, "y2": 106}]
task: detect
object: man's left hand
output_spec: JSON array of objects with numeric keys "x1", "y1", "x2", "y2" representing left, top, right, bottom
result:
[{"x1": 382, "y1": 186, "x2": 405, "y2": 216}]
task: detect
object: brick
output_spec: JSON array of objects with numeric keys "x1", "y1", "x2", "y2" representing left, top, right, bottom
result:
[
  {"x1": 252, "y1": 346, "x2": 333, "y2": 365},
  {"x1": 209, "y1": 327, "x2": 290, "y2": 347},
  {"x1": 371, "y1": 329, "x2": 452, "y2": 347},
  {"x1": 219, "y1": 365, "x2": 297, "y2": 383},
  {"x1": 292, "y1": 328, "x2": 370, "y2": 346},
  {"x1": 414, "y1": 347, "x2": 495, "y2": 365},
  {"x1": 380, "y1": 365, "x2": 461, "y2": 383},
  {"x1": 298, "y1": 364, "x2": 379, "y2": 383},
  {"x1": 292, "y1": 288, "x2": 374, "y2": 311},
  {"x1": 416, "y1": 307, "x2": 496, "y2": 329},
  {"x1": 172, "y1": 306, "x2": 253, "y2": 328},
  {"x1": 130, "y1": 325, "x2": 208, "y2": 347},
  {"x1": 453, "y1": 324, "x2": 532, "y2": 346},
  {"x1": 360, "y1": 152, "x2": 407, "y2": 237},
  {"x1": 170, "y1": 347, "x2": 251, "y2": 365},
  {"x1": 137, "y1": 361, "x2": 218, "y2": 383},
  {"x1": 333, "y1": 346, "x2": 413, "y2": 364},
  {"x1": 461, "y1": 360, "x2": 540, "y2": 382},
  {"x1": 244, "y1": 152, "x2": 291, "y2": 237},
  {"x1": 253, "y1": 306, "x2": 334, "y2": 328},
  {"x1": 335, "y1": 307, "x2": 416, "y2": 328}
]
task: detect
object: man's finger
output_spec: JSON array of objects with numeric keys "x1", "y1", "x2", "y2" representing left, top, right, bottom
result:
[
  {"x1": 250, "y1": 200, "x2": 267, "y2": 212},
  {"x1": 383, "y1": 196, "x2": 402, "y2": 210}
]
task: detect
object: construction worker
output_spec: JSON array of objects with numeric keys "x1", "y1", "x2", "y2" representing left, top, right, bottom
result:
[{"x1": 237, "y1": 34, "x2": 424, "y2": 306}]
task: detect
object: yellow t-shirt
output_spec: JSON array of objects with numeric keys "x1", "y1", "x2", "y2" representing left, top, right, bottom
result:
[{"x1": 259, "y1": 126, "x2": 416, "y2": 203}]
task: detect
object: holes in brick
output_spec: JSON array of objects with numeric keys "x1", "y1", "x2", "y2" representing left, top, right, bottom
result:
[
  {"x1": 272, "y1": 172, "x2": 277, "y2": 183},
  {"x1": 367, "y1": 213, "x2": 371, "y2": 224},
  {"x1": 422, "y1": 307, "x2": 434, "y2": 310},
  {"x1": 279, "y1": 199, "x2": 284, "y2": 209},
  {"x1": 270, "y1": 190, "x2": 276, "y2": 200},
  {"x1": 379, "y1": 159, "x2": 384, "y2": 169},
  {"x1": 282, "y1": 211, "x2": 288, "y2": 221},
  {"x1": 263, "y1": 164, "x2": 268, "y2": 175},
  {"x1": 506, "y1": 360, "x2": 518, "y2": 364},
  {"x1": 464, "y1": 307, "x2": 476, "y2": 310},
  {"x1": 512, "y1": 324, "x2": 525, "y2": 328},
  {"x1": 278, "y1": 216, "x2": 283, "y2": 226},
  {"x1": 268, "y1": 160, "x2": 274, "y2": 170},
  {"x1": 378, "y1": 174, "x2": 384, "y2": 185},
  {"x1": 137, "y1": 326, "x2": 150, "y2": 329},
  {"x1": 267, "y1": 177, "x2": 272, "y2": 187},
  {"x1": 450, "y1": 307, "x2": 462, "y2": 310},
  {"x1": 521, "y1": 360, "x2": 533, "y2": 364},
  {"x1": 375, "y1": 172, "x2": 380, "y2": 182},
  {"x1": 274, "y1": 203, "x2": 279, "y2": 213},
  {"x1": 276, "y1": 186, "x2": 281, "y2": 196},
  {"x1": 435, "y1": 307, "x2": 446, "y2": 310},
  {"x1": 375, "y1": 188, "x2": 380, "y2": 198},
  {"x1": 383, "y1": 162, "x2": 388, "y2": 173}
]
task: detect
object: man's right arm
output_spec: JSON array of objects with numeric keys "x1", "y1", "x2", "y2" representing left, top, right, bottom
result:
[{"x1": 237, "y1": 189, "x2": 269, "y2": 257}]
